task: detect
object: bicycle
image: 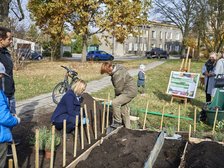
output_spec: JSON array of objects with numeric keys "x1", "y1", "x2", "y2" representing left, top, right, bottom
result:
[{"x1": 52, "y1": 65, "x2": 79, "y2": 104}]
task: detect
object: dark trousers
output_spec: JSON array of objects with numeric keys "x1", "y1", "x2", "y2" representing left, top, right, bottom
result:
[
  {"x1": 53, "y1": 122, "x2": 75, "y2": 133},
  {"x1": 206, "y1": 93, "x2": 211, "y2": 103},
  {"x1": 0, "y1": 143, "x2": 7, "y2": 168}
]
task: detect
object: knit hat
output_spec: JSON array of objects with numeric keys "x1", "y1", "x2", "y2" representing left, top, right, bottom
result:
[
  {"x1": 0, "y1": 62, "x2": 9, "y2": 77},
  {"x1": 139, "y1": 64, "x2": 145, "y2": 70}
]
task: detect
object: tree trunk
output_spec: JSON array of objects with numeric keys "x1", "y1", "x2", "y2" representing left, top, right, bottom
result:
[{"x1": 81, "y1": 35, "x2": 87, "y2": 62}]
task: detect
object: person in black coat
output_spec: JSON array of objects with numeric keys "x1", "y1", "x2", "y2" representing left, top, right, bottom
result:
[{"x1": 51, "y1": 79, "x2": 87, "y2": 133}]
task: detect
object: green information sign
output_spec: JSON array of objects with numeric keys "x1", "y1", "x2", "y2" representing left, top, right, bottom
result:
[{"x1": 167, "y1": 71, "x2": 200, "y2": 99}]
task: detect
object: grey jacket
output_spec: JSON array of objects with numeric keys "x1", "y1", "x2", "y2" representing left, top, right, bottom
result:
[{"x1": 111, "y1": 64, "x2": 137, "y2": 97}]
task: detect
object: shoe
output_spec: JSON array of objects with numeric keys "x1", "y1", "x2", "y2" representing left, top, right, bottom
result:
[
  {"x1": 7, "y1": 146, "x2": 13, "y2": 157},
  {"x1": 110, "y1": 121, "x2": 122, "y2": 128}
]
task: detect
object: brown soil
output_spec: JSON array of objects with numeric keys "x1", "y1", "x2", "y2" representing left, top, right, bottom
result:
[
  {"x1": 154, "y1": 139, "x2": 186, "y2": 168},
  {"x1": 185, "y1": 141, "x2": 224, "y2": 168},
  {"x1": 76, "y1": 129, "x2": 158, "y2": 168},
  {"x1": 6, "y1": 93, "x2": 187, "y2": 168}
]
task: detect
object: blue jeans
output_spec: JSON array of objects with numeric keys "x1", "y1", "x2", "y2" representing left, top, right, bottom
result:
[{"x1": 8, "y1": 96, "x2": 16, "y2": 114}]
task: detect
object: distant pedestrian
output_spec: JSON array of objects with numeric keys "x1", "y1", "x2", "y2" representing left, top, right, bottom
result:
[
  {"x1": 101, "y1": 62, "x2": 137, "y2": 129},
  {"x1": 0, "y1": 62, "x2": 20, "y2": 168},
  {"x1": 51, "y1": 79, "x2": 87, "y2": 133},
  {"x1": 202, "y1": 52, "x2": 217, "y2": 102},
  {"x1": 0, "y1": 27, "x2": 16, "y2": 114},
  {"x1": 137, "y1": 64, "x2": 146, "y2": 96}
]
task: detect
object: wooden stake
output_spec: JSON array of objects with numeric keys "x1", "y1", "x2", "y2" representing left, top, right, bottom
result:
[
  {"x1": 80, "y1": 107, "x2": 84, "y2": 149},
  {"x1": 11, "y1": 141, "x2": 18, "y2": 168},
  {"x1": 102, "y1": 100, "x2": 106, "y2": 134},
  {"x1": 160, "y1": 105, "x2": 165, "y2": 130},
  {"x1": 180, "y1": 59, "x2": 184, "y2": 71},
  {"x1": 63, "y1": 120, "x2": 66, "y2": 167},
  {"x1": 187, "y1": 59, "x2": 191, "y2": 72},
  {"x1": 185, "y1": 47, "x2": 190, "y2": 69},
  {"x1": 143, "y1": 100, "x2": 149, "y2": 129},
  {"x1": 188, "y1": 125, "x2": 192, "y2": 140},
  {"x1": 35, "y1": 129, "x2": 39, "y2": 168},
  {"x1": 212, "y1": 108, "x2": 219, "y2": 135},
  {"x1": 178, "y1": 105, "x2": 181, "y2": 132},
  {"x1": 84, "y1": 104, "x2": 91, "y2": 144},
  {"x1": 94, "y1": 100, "x2": 97, "y2": 139},
  {"x1": 74, "y1": 115, "x2": 79, "y2": 157},
  {"x1": 50, "y1": 125, "x2": 55, "y2": 168},
  {"x1": 193, "y1": 106, "x2": 197, "y2": 132},
  {"x1": 106, "y1": 93, "x2": 110, "y2": 127},
  {"x1": 8, "y1": 159, "x2": 13, "y2": 168}
]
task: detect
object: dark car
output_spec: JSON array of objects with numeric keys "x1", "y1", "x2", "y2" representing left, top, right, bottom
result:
[
  {"x1": 30, "y1": 51, "x2": 43, "y2": 60},
  {"x1": 87, "y1": 50, "x2": 114, "y2": 61},
  {"x1": 145, "y1": 48, "x2": 169, "y2": 59}
]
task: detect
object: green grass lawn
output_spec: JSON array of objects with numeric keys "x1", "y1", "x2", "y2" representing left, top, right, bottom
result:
[
  {"x1": 14, "y1": 59, "x2": 154, "y2": 100},
  {"x1": 91, "y1": 59, "x2": 214, "y2": 132}
]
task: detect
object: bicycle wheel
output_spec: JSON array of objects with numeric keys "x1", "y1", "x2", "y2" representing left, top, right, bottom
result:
[{"x1": 52, "y1": 82, "x2": 68, "y2": 104}]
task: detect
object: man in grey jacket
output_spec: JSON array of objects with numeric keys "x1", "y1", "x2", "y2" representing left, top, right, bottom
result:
[{"x1": 101, "y1": 62, "x2": 137, "y2": 128}]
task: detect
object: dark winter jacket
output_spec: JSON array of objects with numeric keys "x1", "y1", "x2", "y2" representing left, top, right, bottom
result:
[
  {"x1": 51, "y1": 89, "x2": 82, "y2": 125},
  {"x1": 137, "y1": 70, "x2": 145, "y2": 86},
  {"x1": 0, "y1": 48, "x2": 15, "y2": 98},
  {"x1": 111, "y1": 64, "x2": 137, "y2": 97},
  {"x1": 0, "y1": 90, "x2": 19, "y2": 143}
]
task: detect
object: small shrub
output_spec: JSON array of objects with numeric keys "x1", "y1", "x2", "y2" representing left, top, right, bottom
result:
[
  {"x1": 166, "y1": 126, "x2": 175, "y2": 137},
  {"x1": 214, "y1": 132, "x2": 224, "y2": 142},
  {"x1": 63, "y1": 51, "x2": 72, "y2": 57}
]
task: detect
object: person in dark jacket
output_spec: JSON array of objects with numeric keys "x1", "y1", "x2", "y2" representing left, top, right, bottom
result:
[
  {"x1": 0, "y1": 27, "x2": 15, "y2": 114},
  {"x1": 0, "y1": 62, "x2": 20, "y2": 168},
  {"x1": 51, "y1": 79, "x2": 87, "y2": 133},
  {"x1": 101, "y1": 62, "x2": 137, "y2": 129},
  {"x1": 137, "y1": 64, "x2": 146, "y2": 96}
]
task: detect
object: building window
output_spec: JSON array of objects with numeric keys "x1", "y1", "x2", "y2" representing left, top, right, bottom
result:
[
  {"x1": 159, "y1": 44, "x2": 162, "y2": 49},
  {"x1": 165, "y1": 32, "x2": 168, "y2": 39},
  {"x1": 128, "y1": 43, "x2": 132, "y2": 51},
  {"x1": 160, "y1": 31, "x2": 162, "y2": 39},
  {"x1": 176, "y1": 33, "x2": 180, "y2": 40},
  {"x1": 134, "y1": 43, "x2": 138, "y2": 51},
  {"x1": 175, "y1": 46, "x2": 179, "y2": 51},
  {"x1": 152, "y1": 31, "x2": 156, "y2": 39}
]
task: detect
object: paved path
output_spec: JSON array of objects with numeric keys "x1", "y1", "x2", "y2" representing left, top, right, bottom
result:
[{"x1": 16, "y1": 61, "x2": 165, "y2": 116}]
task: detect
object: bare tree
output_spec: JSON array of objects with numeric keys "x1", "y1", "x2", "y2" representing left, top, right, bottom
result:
[{"x1": 152, "y1": 0, "x2": 197, "y2": 54}]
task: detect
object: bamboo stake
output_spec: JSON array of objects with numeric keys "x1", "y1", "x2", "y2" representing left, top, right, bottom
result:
[
  {"x1": 50, "y1": 125, "x2": 55, "y2": 168},
  {"x1": 187, "y1": 59, "x2": 191, "y2": 72},
  {"x1": 35, "y1": 129, "x2": 39, "y2": 168},
  {"x1": 178, "y1": 105, "x2": 181, "y2": 132},
  {"x1": 184, "y1": 47, "x2": 190, "y2": 69},
  {"x1": 8, "y1": 159, "x2": 13, "y2": 168},
  {"x1": 160, "y1": 105, "x2": 165, "y2": 130},
  {"x1": 63, "y1": 120, "x2": 66, "y2": 167},
  {"x1": 193, "y1": 106, "x2": 197, "y2": 132},
  {"x1": 80, "y1": 107, "x2": 84, "y2": 149},
  {"x1": 188, "y1": 125, "x2": 192, "y2": 140},
  {"x1": 212, "y1": 108, "x2": 219, "y2": 135},
  {"x1": 180, "y1": 59, "x2": 185, "y2": 71},
  {"x1": 102, "y1": 100, "x2": 106, "y2": 134},
  {"x1": 84, "y1": 104, "x2": 91, "y2": 144},
  {"x1": 73, "y1": 115, "x2": 79, "y2": 157},
  {"x1": 143, "y1": 100, "x2": 149, "y2": 129},
  {"x1": 192, "y1": 48, "x2": 195, "y2": 58},
  {"x1": 106, "y1": 93, "x2": 110, "y2": 127},
  {"x1": 94, "y1": 100, "x2": 97, "y2": 139},
  {"x1": 11, "y1": 141, "x2": 18, "y2": 168}
]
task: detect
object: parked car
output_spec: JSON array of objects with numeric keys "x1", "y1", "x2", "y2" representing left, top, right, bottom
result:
[
  {"x1": 18, "y1": 50, "x2": 43, "y2": 61},
  {"x1": 30, "y1": 51, "x2": 43, "y2": 60},
  {"x1": 86, "y1": 50, "x2": 114, "y2": 61},
  {"x1": 145, "y1": 48, "x2": 169, "y2": 59}
]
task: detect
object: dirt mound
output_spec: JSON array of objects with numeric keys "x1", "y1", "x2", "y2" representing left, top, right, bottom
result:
[
  {"x1": 77, "y1": 128, "x2": 158, "y2": 168},
  {"x1": 185, "y1": 141, "x2": 224, "y2": 168}
]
